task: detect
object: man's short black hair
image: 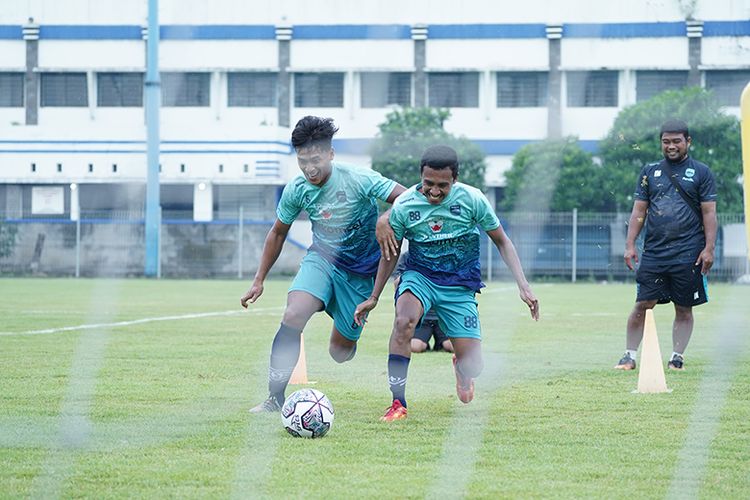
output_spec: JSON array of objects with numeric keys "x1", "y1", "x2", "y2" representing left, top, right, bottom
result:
[
  {"x1": 420, "y1": 144, "x2": 459, "y2": 180},
  {"x1": 291, "y1": 116, "x2": 339, "y2": 150},
  {"x1": 660, "y1": 119, "x2": 690, "y2": 140}
]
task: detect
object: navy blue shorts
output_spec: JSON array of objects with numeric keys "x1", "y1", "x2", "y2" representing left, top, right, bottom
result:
[{"x1": 635, "y1": 261, "x2": 708, "y2": 307}]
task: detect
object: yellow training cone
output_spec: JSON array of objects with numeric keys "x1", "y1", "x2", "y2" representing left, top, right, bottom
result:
[
  {"x1": 636, "y1": 309, "x2": 670, "y2": 393},
  {"x1": 289, "y1": 333, "x2": 308, "y2": 385}
]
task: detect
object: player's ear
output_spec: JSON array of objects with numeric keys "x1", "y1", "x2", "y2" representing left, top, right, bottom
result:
[{"x1": 329, "y1": 147, "x2": 335, "y2": 160}]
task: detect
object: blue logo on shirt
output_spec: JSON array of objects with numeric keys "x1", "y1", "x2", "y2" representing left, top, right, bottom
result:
[{"x1": 450, "y1": 204, "x2": 461, "y2": 215}]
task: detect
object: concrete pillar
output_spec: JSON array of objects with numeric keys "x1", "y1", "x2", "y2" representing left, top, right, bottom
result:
[
  {"x1": 411, "y1": 24, "x2": 427, "y2": 107},
  {"x1": 193, "y1": 182, "x2": 213, "y2": 222},
  {"x1": 23, "y1": 19, "x2": 39, "y2": 126},
  {"x1": 5, "y1": 185, "x2": 23, "y2": 219},
  {"x1": 686, "y1": 20, "x2": 703, "y2": 88},
  {"x1": 546, "y1": 24, "x2": 563, "y2": 139},
  {"x1": 276, "y1": 25, "x2": 292, "y2": 127}
]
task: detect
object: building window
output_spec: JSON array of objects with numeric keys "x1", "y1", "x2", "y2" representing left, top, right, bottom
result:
[
  {"x1": 360, "y1": 72, "x2": 411, "y2": 108},
  {"x1": 428, "y1": 72, "x2": 479, "y2": 107},
  {"x1": 636, "y1": 71, "x2": 688, "y2": 102},
  {"x1": 228, "y1": 73, "x2": 277, "y2": 107},
  {"x1": 97, "y1": 72, "x2": 143, "y2": 107},
  {"x1": 705, "y1": 70, "x2": 750, "y2": 107},
  {"x1": 566, "y1": 71, "x2": 618, "y2": 107},
  {"x1": 497, "y1": 72, "x2": 548, "y2": 107},
  {"x1": 40, "y1": 73, "x2": 88, "y2": 107},
  {"x1": 294, "y1": 73, "x2": 344, "y2": 107},
  {"x1": 161, "y1": 72, "x2": 210, "y2": 107},
  {"x1": 0, "y1": 73, "x2": 24, "y2": 107}
]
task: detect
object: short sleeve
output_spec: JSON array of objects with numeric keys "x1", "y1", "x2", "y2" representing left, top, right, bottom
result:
[
  {"x1": 361, "y1": 168, "x2": 397, "y2": 202},
  {"x1": 698, "y1": 167, "x2": 718, "y2": 203},
  {"x1": 634, "y1": 165, "x2": 650, "y2": 201},
  {"x1": 389, "y1": 205, "x2": 407, "y2": 241},
  {"x1": 473, "y1": 191, "x2": 500, "y2": 231},
  {"x1": 276, "y1": 181, "x2": 303, "y2": 224}
]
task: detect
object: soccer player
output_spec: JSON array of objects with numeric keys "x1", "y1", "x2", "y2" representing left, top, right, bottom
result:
[
  {"x1": 615, "y1": 119, "x2": 717, "y2": 371},
  {"x1": 353, "y1": 144, "x2": 539, "y2": 421},
  {"x1": 241, "y1": 116, "x2": 405, "y2": 413}
]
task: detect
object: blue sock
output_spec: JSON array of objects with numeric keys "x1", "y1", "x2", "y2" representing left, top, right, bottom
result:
[
  {"x1": 387, "y1": 354, "x2": 410, "y2": 407},
  {"x1": 268, "y1": 323, "x2": 302, "y2": 404}
]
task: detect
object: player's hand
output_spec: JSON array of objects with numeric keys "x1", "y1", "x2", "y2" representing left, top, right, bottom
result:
[
  {"x1": 353, "y1": 297, "x2": 378, "y2": 327},
  {"x1": 624, "y1": 246, "x2": 638, "y2": 271},
  {"x1": 240, "y1": 282, "x2": 263, "y2": 308},
  {"x1": 696, "y1": 247, "x2": 714, "y2": 275},
  {"x1": 376, "y1": 215, "x2": 397, "y2": 261},
  {"x1": 519, "y1": 287, "x2": 539, "y2": 321}
]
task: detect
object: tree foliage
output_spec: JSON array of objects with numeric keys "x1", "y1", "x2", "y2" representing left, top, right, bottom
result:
[
  {"x1": 599, "y1": 87, "x2": 743, "y2": 213},
  {"x1": 370, "y1": 107, "x2": 486, "y2": 191},
  {"x1": 499, "y1": 137, "x2": 609, "y2": 212}
]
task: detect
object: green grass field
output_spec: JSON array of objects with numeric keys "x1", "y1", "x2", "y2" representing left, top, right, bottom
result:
[{"x1": 1, "y1": 278, "x2": 749, "y2": 498}]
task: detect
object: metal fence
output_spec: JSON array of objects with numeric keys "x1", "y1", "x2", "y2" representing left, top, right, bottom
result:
[{"x1": 1, "y1": 210, "x2": 747, "y2": 281}]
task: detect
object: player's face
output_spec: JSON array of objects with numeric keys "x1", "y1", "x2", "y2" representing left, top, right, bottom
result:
[
  {"x1": 296, "y1": 145, "x2": 334, "y2": 186},
  {"x1": 420, "y1": 165, "x2": 455, "y2": 205},
  {"x1": 661, "y1": 132, "x2": 690, "y2": 163}
]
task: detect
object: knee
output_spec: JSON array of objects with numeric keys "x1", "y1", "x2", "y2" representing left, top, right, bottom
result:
[
  {"x1": 674, "y1": 306, "x2": 693, "y2": 321},
  {"x1": 329, "y1": 343, "x2": 355, "y2": 364},
  {"x1": 393, "y1": 315, "x2": 418, "y2": 342},
  {"x1": 459, "y1": 355, "x2": 484, "y2": 378},
  {"x1": 282, "y1": 306, "x2": 311, "y2": 329}
]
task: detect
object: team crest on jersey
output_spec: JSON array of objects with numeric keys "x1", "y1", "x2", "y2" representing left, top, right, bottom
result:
[
  {"x1": 427, "y1": 218, "x2": 444, "y2": 233},
  {"x1": 336, "y1": 190, "x2": 347, "y2": 203},
  {"x1": 685, "y1": 168, "x2": 695, "y2": 178},
  {"x1": 450, "y1": 204, "x2": 461, "y2": 215}
]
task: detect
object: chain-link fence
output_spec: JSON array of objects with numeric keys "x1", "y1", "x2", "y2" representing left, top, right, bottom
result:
[{"x1": 1, "y1": 210, "x2": 747, "y2": 281}]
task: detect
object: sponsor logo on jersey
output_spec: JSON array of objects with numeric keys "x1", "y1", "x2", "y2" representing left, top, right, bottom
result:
[
  {"x1": 654, "y1": 170, "x2": 662, "y2": 177},
  {"x1": 450, "y1": 204, "x2": 461, "y2": 215},
  {"x1": 336, "y1": 190, "x2": 347, "y2": 203}
]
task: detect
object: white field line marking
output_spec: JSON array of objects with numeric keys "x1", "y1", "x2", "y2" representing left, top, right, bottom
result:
[{"x1": 0, "y1": 307, "x2": 283, "y2": 336}]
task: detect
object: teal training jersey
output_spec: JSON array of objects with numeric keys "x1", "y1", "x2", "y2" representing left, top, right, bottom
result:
[
  {"x1": 390, "y1": 182, "x2": 500, "y2": 291},
  {"x1": 277, "y1": 162, "x2": 396, "y2": 276}
]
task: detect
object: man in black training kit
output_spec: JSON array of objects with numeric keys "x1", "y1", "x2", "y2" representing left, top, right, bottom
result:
[{"x1": 615, "y1": 119, "x2": 717, "y2": 372}]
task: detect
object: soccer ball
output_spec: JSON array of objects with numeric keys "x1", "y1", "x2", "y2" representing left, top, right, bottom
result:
[{"x1": 281, "y1": 388, "x2": 335, "y2": 438}]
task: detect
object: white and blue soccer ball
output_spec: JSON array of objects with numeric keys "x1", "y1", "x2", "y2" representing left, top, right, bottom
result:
[{"x1": 281, "y1": 388, "x2": 334, "y2": 438}]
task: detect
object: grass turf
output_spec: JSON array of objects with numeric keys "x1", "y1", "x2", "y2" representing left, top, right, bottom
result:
[{"x1": 1, "y1": 278, "x2": 749, "y2": 498}]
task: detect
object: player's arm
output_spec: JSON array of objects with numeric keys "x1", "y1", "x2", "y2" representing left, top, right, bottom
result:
[
  {"x1": 487, "y1": 226, "x2": 539, "y2": 321},
  {"x1": 240, "y1": 218, "x2": 291, "y2": 307},
  {"x1": 353, "y1": 240, "x2": 402, "y2": 326},
  {"x1": 376, "y1": 183, "x2": 407, "y2": 261},
  {"x1": 696, "y1": 200, "x2": 717, "y2": 274},
  {"x1": 624, "y1": 200, "x2": 648, "y2": 271}
]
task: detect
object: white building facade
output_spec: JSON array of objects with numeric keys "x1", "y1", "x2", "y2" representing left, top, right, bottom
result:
[{"x1": 1, "y1": 0, "x2": 749, "y2": 221}]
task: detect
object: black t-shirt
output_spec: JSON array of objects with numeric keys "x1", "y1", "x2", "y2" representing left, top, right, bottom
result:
[{"x1": 634, "y1": 157, "x2": 717, "y2": 264}]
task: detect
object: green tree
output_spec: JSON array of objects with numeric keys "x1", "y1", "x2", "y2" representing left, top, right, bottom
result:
[
  {"x1": 600, "y1": 87, "x2": 743, "y2": 213},
  {"x1": 499, "y1": 137, "x2": 608, "y2": 212},
  {"x1": 370, "y1": 107, "x2": 486, "y2": 191}
]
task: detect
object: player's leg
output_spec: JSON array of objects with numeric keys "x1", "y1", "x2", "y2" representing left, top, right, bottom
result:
[
  {"x1": 616, "y1": 262, "x2": 664, "y2": 370},
  {"x1": 251, "y1": 253, "x2": 332, "y2": 413},
  {"x1": 666, "y1": 262, "x2": 707, "y2": 370},
  {"x1": 436, "y1": 292, "x2": 481, "y2": 404},
  {"x1": 326, "y1": 266, "x2": 375, "y2": 363},
  {"x1": 381, "y1": 287, "x2": 426, "y2": 421}
]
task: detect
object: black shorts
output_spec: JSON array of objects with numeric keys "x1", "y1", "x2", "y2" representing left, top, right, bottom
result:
[
  {"x1": 412, "y1": 319, "x2": 449, "y2": 350},
  {"x1": 636, "y1": 261, "x2": 708, "y2": 307}
]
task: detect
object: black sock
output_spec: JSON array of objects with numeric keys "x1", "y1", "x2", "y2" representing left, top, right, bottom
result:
[
  {"x1": 387, "y1": 354, "x2": 410, "y2": 407},
  {"x1": 268, "y1": 323, "x2": 302, "y2": 404}
]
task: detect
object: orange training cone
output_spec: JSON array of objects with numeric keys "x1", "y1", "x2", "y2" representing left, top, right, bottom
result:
[
  {"x1": 636, "y1": 309, "x2": 670, "y2": 393},
  {"x1": 289, "y1": 333, "x2": 308, "y2": 385}
]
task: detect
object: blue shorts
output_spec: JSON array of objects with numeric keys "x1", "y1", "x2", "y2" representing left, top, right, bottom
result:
[
  {"x1": 396, "y1": 270, "x2": 481, "y2": 340},
  {"x1": 290, "y1": 251, "x2": 374, "y2": 341}
]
